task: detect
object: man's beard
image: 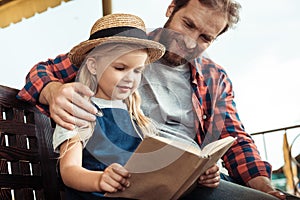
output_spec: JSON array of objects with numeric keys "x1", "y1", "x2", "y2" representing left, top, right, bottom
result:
[
  {"x1": 158, "y1": 20, "x2": 202, "y2": 67},
  {"x1": 161, "y1": 50, "x2": 188, "y2": 67}
]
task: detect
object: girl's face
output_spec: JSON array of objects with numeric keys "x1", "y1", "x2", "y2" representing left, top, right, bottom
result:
[{"x1": 93, "y1": 49, "x2": 148, "y2": 100}]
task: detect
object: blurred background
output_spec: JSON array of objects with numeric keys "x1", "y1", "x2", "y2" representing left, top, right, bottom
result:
[{"x1": 0, "y1": 0, "x2": 299, "y2": 194}]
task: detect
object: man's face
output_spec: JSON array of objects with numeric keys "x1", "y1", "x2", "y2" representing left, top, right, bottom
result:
[{"x1": 160, "y1": 0, "x2": 227, "y2": 66}]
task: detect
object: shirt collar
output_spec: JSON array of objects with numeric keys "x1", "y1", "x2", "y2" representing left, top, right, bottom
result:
[{"x1": 90, "y1": 97, "x2": 127, "y2": 110}]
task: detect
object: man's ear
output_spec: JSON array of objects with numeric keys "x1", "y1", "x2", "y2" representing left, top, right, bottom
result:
[
  {"x1": 86, "y1": 58, "x2": 97, "y2": 75},
  {"x1": 166, "y1": 0, "x2": 176, "y2": 17}
]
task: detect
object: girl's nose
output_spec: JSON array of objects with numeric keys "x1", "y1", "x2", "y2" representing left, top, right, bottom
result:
[{"x1": 123, "y1": 70, "x2": 135, "y2": 82}]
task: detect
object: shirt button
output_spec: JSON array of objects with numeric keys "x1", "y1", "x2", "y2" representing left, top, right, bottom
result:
[{"x1": 202, "y1": 115, "x2": 207, "y2": 120}]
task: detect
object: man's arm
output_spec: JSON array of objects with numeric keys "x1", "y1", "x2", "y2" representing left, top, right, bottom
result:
[
  {"x1": 17, "y1": 54, "x2": 77, "y2": 109},
  {"x1": 216, "y1": 74, "x2": 271, "y2": 182},
  {"x1": 17, "y1": 53, "x2": 97, "y2": 130},
  {"x1": 215, "y1": 72, "x2": 285, "y2": 199},
  {"x1": 247, "y1": 177, "x2": 286, "y2": 199}
]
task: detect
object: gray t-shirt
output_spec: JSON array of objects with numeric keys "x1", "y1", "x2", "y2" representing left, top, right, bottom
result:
[{"x1": 139, "y1": 62, "x2": 196, "y2": 139}]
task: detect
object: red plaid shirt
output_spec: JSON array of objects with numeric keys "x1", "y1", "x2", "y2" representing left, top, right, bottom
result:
[
  {"x1": 189, "y1": 57, "x2": 271, "y2": 184},
  {"x1": 17, "y1": 29, "x2": 272, "y2": 184}
]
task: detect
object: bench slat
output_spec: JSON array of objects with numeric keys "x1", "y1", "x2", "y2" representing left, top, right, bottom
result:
[
  {"x1": 0, "y1": 174, "x2": 42, "y2": 189},
  {"x1": 0, "y1": 146, "x2": 39, "y2": 162},
  {"x1": 0, "y1": 120, "x2": 36, "y2": 136},
  {"x1": 0, "y1": 85, "x2": 64, "y2": 200}
]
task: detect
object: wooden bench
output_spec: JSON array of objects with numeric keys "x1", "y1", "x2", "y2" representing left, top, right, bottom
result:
[
  {"x1": 0, "y1": 85, "x2": 65, "y2": 200},
  {"x1": 1, "y1": 84, "x2": 298, "y2": 199}
]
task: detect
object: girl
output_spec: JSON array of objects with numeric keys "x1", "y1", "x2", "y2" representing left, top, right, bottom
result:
[{"x1": 52, "y1": 13, "x2": 165, "y2": 199}]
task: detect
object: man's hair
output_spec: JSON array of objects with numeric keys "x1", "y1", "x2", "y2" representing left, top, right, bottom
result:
[{"x1": 173, "y1": 0, "x2": 241, "y2": 35}]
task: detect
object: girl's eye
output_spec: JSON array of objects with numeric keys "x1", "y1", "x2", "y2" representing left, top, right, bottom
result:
[{"x1": 114, "y1": 66, "x2": 125, "y2": 71}]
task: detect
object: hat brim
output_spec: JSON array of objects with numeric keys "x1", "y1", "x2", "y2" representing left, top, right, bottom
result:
[{"x1": 68, "y1": 36, "x2": 165, "y2": 67}]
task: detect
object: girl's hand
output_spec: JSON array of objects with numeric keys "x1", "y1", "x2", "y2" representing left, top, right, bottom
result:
[
  {"x1": 99, "y1": 163, "x2": 131, "y2": 193},
  {"x1": 198, "y1": 164, "x2": 220, "y2": 188}
]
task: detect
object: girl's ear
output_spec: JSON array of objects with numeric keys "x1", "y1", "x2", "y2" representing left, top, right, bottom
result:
[
  {"x1": 86, "y1": 58, "x2": 97, "y2": 75},
  {"x1": 166, "y1": 0, "x2": 175, "y2": 17}
]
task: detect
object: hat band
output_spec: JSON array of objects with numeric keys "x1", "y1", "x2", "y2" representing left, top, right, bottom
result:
[{"x1": 89, "y1": 26, "x2": 147, "y2": 40}]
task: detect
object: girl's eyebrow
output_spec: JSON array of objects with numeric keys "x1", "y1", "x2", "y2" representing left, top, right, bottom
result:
[
  {"x1": 111, "y1": 62, "x2": 127, "y2": 68},
  {"x1": 113, "y1": 61, "x2": 146, "y2": 69}
]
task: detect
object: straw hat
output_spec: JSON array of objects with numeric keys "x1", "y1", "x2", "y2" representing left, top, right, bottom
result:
[{"x1": 68, "y1": 13, "x2": 165, "y2": 67}]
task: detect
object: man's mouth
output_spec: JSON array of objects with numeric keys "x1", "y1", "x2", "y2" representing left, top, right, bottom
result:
[{"x1": 177, "y1": 42, "x2": 187, "y2": 56}]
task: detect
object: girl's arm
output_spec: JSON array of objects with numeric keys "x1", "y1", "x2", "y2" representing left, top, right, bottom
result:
[{"x1": 59, "y1": 137, "x2": 131, "y2": 193}]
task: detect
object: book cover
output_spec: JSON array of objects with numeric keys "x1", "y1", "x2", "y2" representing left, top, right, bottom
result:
[{"x1": 106, "y1": 135, "x2": 236, "y2": 200}]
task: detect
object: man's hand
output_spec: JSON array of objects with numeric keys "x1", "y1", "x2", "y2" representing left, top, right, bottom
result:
[
  {"x1": 247, "y1": 176, "x2": 286, "y2": 200},
  {"x1": 198, "y1": 164, "x2": 220, "y2": 188},
  {"x1": 39, "y1": 82, "x2": 97, "y2": 130}
]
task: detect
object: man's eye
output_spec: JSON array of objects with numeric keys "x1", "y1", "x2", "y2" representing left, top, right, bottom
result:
[
  {"x1": 200, "y1": 35, "x2": 214, "y2": 43},
  {"x1": 184, "y1": 21, "x2": 194, "y2": 29}
]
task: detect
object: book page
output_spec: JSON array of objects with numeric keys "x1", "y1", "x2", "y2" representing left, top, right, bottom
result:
[
  {"x1": 171, "y1": 136, "x2": 236, "y2": 199},
  {"x1": 106, "y1": 135, "x2": 236, "y2": 200},
  {"x1": 200, "y1": 136, "x2": 236, "y2": 157},
  {"x1": 106, "y1": 136, "x2": 202, "y2": 200},
  {"x1": 150, "y1": 134, "x2": 202, "y2": 155}
]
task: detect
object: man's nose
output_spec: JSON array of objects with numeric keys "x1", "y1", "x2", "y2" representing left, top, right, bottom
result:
[{"x1": 183, "y1": 34, "x2": 197, "y2": 49}]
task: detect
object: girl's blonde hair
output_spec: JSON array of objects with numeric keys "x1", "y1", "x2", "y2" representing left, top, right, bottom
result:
[{"x1": 60, "y1": 43, "x2": 157, "y2": 157}]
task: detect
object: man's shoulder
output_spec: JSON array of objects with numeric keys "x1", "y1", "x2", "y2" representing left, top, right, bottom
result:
[
  {"x1": 40, "y1": 53, "x2": 74, "y2": 68},
  {"x1": 198, "y1": 56, "x2": 228, "y2": 76},
  {"x1": 52, "y1": 53, "x2": 70, "y2": 64}
]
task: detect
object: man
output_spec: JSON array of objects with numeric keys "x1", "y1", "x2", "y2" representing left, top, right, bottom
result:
[{"x1": 18, "y1": 0, "x2": 285, "y2": 199}]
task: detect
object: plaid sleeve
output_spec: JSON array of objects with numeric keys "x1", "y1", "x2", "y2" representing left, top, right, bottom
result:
[
  {"x1": 196, "y1": 58, "x2": 272, "y2": 185},
  {"x1": 17, "y1": 53, "x2": 80, "y2": 115},
  {"x1": 216, "y1": 69, "x2": 272, "y2": 184}
]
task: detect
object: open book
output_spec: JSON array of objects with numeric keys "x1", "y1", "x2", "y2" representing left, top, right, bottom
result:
[{"x1": 106, "y1": 134, "x2": 236, "y2": 200}]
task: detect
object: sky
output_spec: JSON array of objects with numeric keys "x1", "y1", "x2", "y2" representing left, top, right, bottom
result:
[{"x1": 1, "y1": 0, "x2": 300, "y2": 170}]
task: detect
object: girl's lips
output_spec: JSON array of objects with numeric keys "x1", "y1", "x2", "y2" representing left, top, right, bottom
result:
[
  {"x1": 118, "y1": 85, "x2": 132, "y2": 89},
  {"x1": 117, "y1": 85, "x2": 132, "y2": 92}
]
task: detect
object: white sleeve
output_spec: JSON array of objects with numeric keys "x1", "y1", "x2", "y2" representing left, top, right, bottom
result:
[
  {"x1": 52, "y1": 125, "x2": 77, "y2": 153},
  {"x1": 52, "y1": 124, "x2": 95, "y2": 153}
]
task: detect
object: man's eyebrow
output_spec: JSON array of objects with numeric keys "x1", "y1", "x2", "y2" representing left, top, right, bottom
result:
[
  {"x1": 182, "y1": 16, "x2": 196, "y2": 28},
  {"x1": 182, "y1": 16, "x2": 216, "y2": 40}
]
